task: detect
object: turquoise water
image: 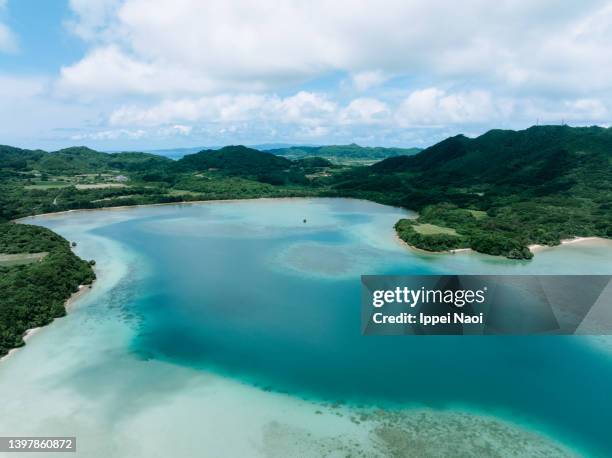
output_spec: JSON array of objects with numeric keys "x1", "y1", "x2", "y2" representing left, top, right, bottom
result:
[{"x1": 3, "y1": 198, "x2": 612, "y2": 457}]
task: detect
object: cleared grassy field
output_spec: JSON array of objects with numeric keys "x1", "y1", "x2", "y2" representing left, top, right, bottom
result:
[
  {"x1": 0, "y1": 252, "x2": 48, "y2": 267},
  {"x1": 412, "y1": 223, "x2": 459, "y2": 236},
  {"x1": 468, "y1": 210, "x2": 487, "y2": 219},
  {"x1": 24, "y1": 182, "x2": 69, "y2": 190}
]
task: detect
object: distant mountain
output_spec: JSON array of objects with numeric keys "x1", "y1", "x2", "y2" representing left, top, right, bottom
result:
[
  {"x1": 268, "y1": 143, "x2": 422, "y2": 163},
  {"x1": 174, "y1": 145, "x2": 317, "y2": 186},
  {"x1": 176, "y1": 145, "x2": 291, "y2": 174},
  {"x1": 252, "y1": 143, "x2": 312, "y2": 151},
  {"x1": 143, "y1": 146, "x2": 208, "y2": 160},
  {"x1": 144, "y1": 143, "x2": 312, "y2": 160}
]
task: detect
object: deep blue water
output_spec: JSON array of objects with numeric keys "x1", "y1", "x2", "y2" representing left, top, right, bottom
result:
[{"x1": 47, "y1": 199, "x2": 612, "y2": 455}]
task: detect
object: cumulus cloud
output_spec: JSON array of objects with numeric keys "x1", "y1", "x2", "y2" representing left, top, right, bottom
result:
[
  {"x1": 340, "y1": 98, "x2": 390, "y2": 124},
  {"x1": 104, "y1": 85, "x2": 609, "y2": 139},
  {"x1": 4, "y1": 0, "x2": 612, "y2": 148},
  {"x1": 59, "y1": 0, "x2": 612, "y2": 99},
  {"x1": 109, "y1": 91, "x2": 337, "y2": 127},
  {"x1": 66, "y1": 0, "x2": 122, "y2": 41},
  {"x1": 71, "y1": 128, "x2": 147, "y2": 141},
  {"x1": 396, "y1": 88, "x2": 502, "y2": 127}
]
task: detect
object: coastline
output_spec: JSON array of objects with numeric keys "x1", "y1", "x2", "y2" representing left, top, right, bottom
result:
[
  {"x1": 528, "y1": 236, "x2": 603, "y2": 252},
  {"x1": 0, "y1": 282, "x2": 94, "y2": 364},
  {"x1": 394, "y1": 233, "x2": 473, "y2": 256},
  {"x1": 16, "y1": 196, "x2": 607, "y2": 259},
  {"x1": 5, "y1": 199, "x2": 608, "y2": 364},
  {"x1": 13, "y1": 196, "x2": 415, "y2": 223},
  {"x1": 395, "y1": 233, "x2": 610, "y2": 258},
  {"x1": 14, "y1": 196, "x2": 321, "y2": 222}
]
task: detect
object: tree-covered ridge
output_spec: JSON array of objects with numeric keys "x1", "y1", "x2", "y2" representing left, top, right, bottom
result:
[
  {"x1": 0, "y1": 144, "x2": 173, "y2": 175},
  {"x1": 0, "y1": 223, "x2": 95, "y2": 356},
  {"x1": 0, "y1": 144, "x2": 339, "y2": 221},
  {"x1": 176, "y1": 145, "x2": 292, "y2": 173},
  {"x1": 334, "y1": 125, "x2": 611, "y2": 258}
]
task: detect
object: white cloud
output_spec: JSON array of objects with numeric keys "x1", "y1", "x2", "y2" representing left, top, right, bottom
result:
[
  {"x1": 66, "y1": 0, "x2": 122, "y2": 41},
  {"x1": 569, "y1": 99, "x2": 608, "y2": 119},
  {"x1": 59, "y1": 0, "x2": 612, "y2": 99},
  {"x1": 519, "y1": 98, "x2": 609, "y2": 125},
  {"x1": 340, "y1": 98, "x2": 390, "y2": 124},
  {"x1": 0, "y1": 23, "x2": 15, "y2": 52},
  {"x1": 396, "y1": 88, "x2": 501, "y2": 127},
  {"x1": 109, "y1": 91, "x2": 337, "y2": 127},
  {"x1": 171, "y1": 124, "x2": 192, "y2": 135},
  {"x1": 0, "y1": 0, "x2": 16, "y2": 52},
  {"x1": 70, "y1": 124, "x2": 197, "y2": 142},
  {"x1": 4, "y1": 0, "x2": 612, "y2": 148},
  {"x1": 71, "y1": 128, "x2": 147, "y2": 141},
  {"x1": 105, "y1": 86, "x2": 609, "y2": 139},
  {"x1": 57, "y1": 46, "x2": 226, "y2": 97},
  {"x1": 298, "y1": 125, "x2": 329, "y2": 138},
  {"x1": 351, "y1": 71, "x2": 388, "y2": 91},
  {"x1": 277, "y1": 91, "x2": 336, "y2": 125}
]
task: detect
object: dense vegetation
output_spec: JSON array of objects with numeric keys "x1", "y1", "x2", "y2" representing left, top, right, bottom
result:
[
  {"x1": 0, "y1": 144, "x2": 173, "y2": 175},
  {"x1": 0, "y1": 223, "x2": 95, "y2": 356},
  {"x1": 332, "y1": 126, "x2": 611, "y2": 258},
  {"x1": 0, "y1": 145, "x2": 337, "y2": 221}
]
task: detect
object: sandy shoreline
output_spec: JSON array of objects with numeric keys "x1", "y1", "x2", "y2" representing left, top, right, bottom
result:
[
  {"x1": 13, "y1": 196, "x2": 331, "y2": 222},
  {"x1": 15, "y1": 196, "x2": 417, "y2": 223},
  {"x1": 396, "y1": 233, "x2": 609, "y2": 258},
  {"x1": 394, "y1": 233, "x2": 474, "y2": 256},
  {"x1": 0, "y1": 282, "x2": 94, "y2": 364},
  {"x1": 528, "y1": 236, "x2": 603, "y2": 252}
]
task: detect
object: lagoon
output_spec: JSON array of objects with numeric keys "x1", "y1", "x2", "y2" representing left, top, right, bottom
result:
[{"x1": 1, "y1": 198, "x2": 611, "y2": 457}]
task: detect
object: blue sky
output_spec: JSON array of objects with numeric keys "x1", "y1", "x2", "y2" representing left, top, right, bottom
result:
[{"x1": 1, "y1": 0, "x2": 611, "y2": 151}]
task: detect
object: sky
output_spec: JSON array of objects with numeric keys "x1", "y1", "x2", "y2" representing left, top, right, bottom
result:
[{"x1": 1, "y1": 0, "x2": 612, "y2": 151}]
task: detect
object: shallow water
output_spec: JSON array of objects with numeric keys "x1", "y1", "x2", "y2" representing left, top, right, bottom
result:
[{"x1": 1, "y1": 198, "x2": 611, "y2": 457}]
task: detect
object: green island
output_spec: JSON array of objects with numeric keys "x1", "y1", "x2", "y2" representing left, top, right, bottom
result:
[{"x1": 0, "y1": 125, "x2": 610, "y2": 355}]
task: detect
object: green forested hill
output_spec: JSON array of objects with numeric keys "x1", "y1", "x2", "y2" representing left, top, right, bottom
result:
[
  {"x1": 334, "y1": 125, "x2": 612, "y2": 258},
  {"x1": 175, "y1": 145, "x2": 320, "y2": 186},
  {"x1": 0, "y1": 144, "x2": 173, "y2": 175},
  {"x1": 176, "y1": 145, "x2": 292, "y2": 174},
  {"x1": 0, "y1": 223, "x2": 95, "y2": 356},
  {"x1": 373, "y1": 125, "x2": 611, "y2": 189}
]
